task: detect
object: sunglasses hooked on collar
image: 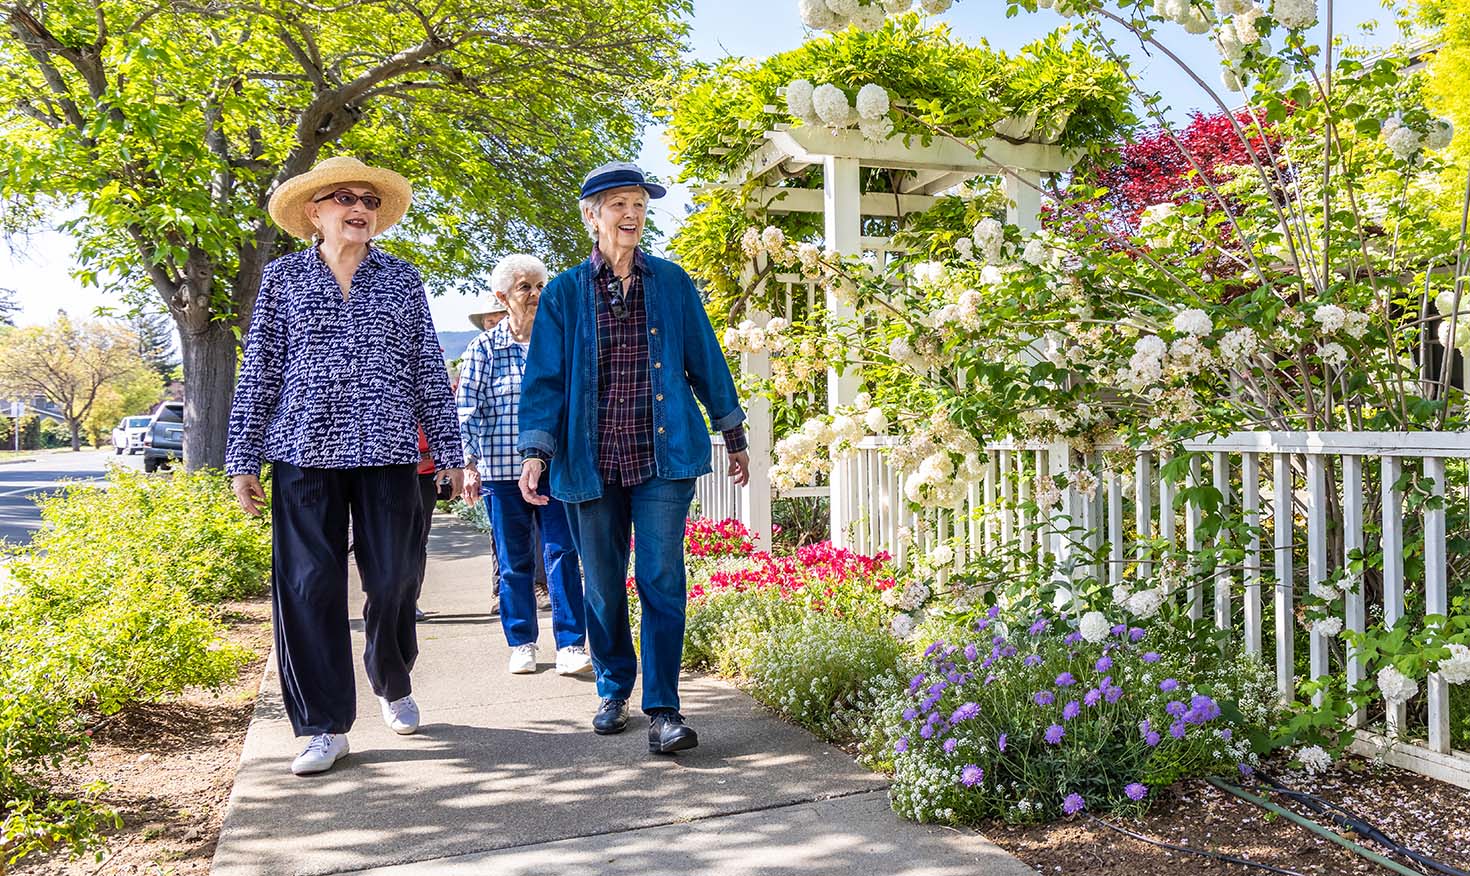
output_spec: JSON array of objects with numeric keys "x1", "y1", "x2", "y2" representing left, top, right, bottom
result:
[
  {"x1": 314, "y1": 190, "x2": 382, "y2": 211},
  {"x1": 607, "y1": 274, "x2": 629, "y2": 320}
]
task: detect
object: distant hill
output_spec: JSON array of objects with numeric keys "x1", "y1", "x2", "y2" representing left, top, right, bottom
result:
[{"x1": 438, "y1": 330, "x2": 481, "y2": 363}]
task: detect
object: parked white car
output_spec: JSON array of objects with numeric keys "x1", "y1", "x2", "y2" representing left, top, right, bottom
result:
[{"x1": 111, "y1": 415, "x2": 152, "y2": 455}]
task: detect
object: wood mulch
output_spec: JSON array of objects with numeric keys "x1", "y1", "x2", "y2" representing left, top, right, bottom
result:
[{"x1": 12, "y1": 598, "x2": 271, "y2": 876}]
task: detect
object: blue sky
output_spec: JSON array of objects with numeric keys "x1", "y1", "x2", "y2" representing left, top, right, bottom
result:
[{"x1": 4, "y1": 0, "x2": 1394, "y2": 328}]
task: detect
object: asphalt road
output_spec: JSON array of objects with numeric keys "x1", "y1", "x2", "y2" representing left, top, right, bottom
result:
[{"x1": 0, "y1": 448, "x2": 143, "y2": 546}]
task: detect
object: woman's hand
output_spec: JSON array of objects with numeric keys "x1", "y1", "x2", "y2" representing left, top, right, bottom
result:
[
  {"x1": 727, "y1": 450, "x2": 750, "y2": 487},
  {"x1": 462, "y1": 462, "x2": 481, "y2": 503},
  {"x1": 436, "y1": 468, "x2": 465, "y2": 502},
  {"x1": 231, "y1": 474, "x2": 267, "y2": 517},
  {"x1": 519, "y1": 458, "x2": 550, "y2": 506}
]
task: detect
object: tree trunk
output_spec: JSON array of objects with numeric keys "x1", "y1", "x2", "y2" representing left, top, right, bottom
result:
[
  {"x1": 180, "y1": 321, "x2": 238, "y2": 471},
  {"x1": 69, "y1": 419, "x2": 81, "y2": 451}
]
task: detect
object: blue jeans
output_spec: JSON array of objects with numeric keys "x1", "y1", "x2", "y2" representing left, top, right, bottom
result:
[
  {"x1": 484, "y1": 481, "x2": 585, "y2": 649},
  {"x1": 567, "y1": 477, "x2": 695, "y2": 714}
]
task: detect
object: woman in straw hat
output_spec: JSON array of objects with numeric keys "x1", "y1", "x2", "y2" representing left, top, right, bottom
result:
[{"x1": 226, "y1": 155, "x2": 464, "y2": 776}]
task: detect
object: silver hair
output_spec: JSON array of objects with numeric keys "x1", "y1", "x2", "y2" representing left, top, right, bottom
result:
[
  {"x1": 577, "y1": 192, "x2": 607, "y2": 243},
  {"x1": 490, "y1": 253, "x2": 549, "y2": 294}
]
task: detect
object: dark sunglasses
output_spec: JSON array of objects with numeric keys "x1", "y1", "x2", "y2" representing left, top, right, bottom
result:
[
  {"x1": 314, "y1": 190, "x2": 382, "y2": 211},
  {"x1": 607, "y1": 274, "x2": 629, "y2": 320}
]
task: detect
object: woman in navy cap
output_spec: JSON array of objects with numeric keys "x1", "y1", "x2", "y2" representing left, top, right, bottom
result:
[{"x1": 516, "y1": 161, "x2": 748, "y2": 754}]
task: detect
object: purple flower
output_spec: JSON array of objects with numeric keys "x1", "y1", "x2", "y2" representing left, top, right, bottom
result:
[
  {"x1": 1045, "y1": 723, "x2": 1066, "y2": 745},
  {"x1": 1024, "y1": 654, "x2": 1044, "y2": 667},
  {"x1": 980, "y1": 656, "x2": 995, "y2": 670},
  {"x1": 1124, "y1": 782, "x2": 1148, "y2": 802},
  {"x1": 1105, "y1": 685, "x2": 1124, "y2": 703},
  {"x1": 1062, "y1": 700, "x2": 1081, "y2": 720},
  {"x1": 1084, "y1": 688, "x2": 1103, "y2": 707},
  {"x1": 992, "y1": 634, "x2": 1006, "y2": 646},
  {"x1": 1142, "y1": 651, "x2": 1161, "y2": 664},
  {"x1": 895, "y1": 736, "x2": 909, "y2": 753},
  {"x1": 1166, "y1": 700, "x2": 1187, "y2": 717},
  {"x1": 1029, "y1": 617, "x2": 1049, "y2": 636},
  {"x1": 901, "y1": 708, "x2": 918, "y2": 721},
  {"x1": 998, "y1": 732, "x2": 1008, "y2": 752},
  {"x1": 1095, "y1": 656, "x2": 1113, "y2": 673},
  {"x1": 927, "y1": 711, "x2": 944, "y2": 725},
  {"x1": 1129, "y1": 627, "x2": 1146, "y2": 642},
  {"x1": 1033, "y1": 690, "x2": 1055, "y2": 706},
  {"x1": 960, "y1": 764, "x2": 984, "y2": 787},
  {"x1": 984, "y1": 673, "x2": 997, "y2": 686},
  {"x1": 924, "y1": 641, "x2": 944, "y2": 658},
  {"x1": 1169, "y1": 720, "x2": 1187, "y2": 740},
  {"x1": 1145, "y1": 730, "x2": 1161, "y2": 747},
  {"x1": 1159, "y1": 677, "x2": 1179, "y2": 692},
  {"x1": 1238, "y1": 762, "x2": 1255, "y2": 777},
  {"x1": 1000, "y1": 645, "x2": 1018, "y2": 658},
  {"x1": 950, "y1": 702, "x2": 981, "y2": 724},
  {"x1": 1110, "y1": 623, "x2": 1127, "y2": 636},
  {"x1": 1062, "y1": 793, "x2": 1086, "y2": 815},
  {"x1": 946, "y1": 671, "x2": 963, "y2": 684},
  {"x1": 1219, "y1": 728, "x2": 1233, "y2": 741},
  {"x1": 929, "y1": 681, "x2": 949, "y2": 697},
  {"x1": 976, "y1": 618, "x2": 992, "y2": 631},
  {"x1": 987, "y1": 605, "x2": 1001, "y2": 619},
  {"x1": 1064, "y1": 631, "x2": 1083, "y2": 645},
  {"x1": 920, "y1": 696, "x2": 938, "y2": 712},
  {"x1": 1056, "y1": 672, "x2": 1077, "y2": 687},
  {"x1": 909, "y1": 674, "x2": 926, "y2": 692},
  {"x1": 943, "y1": 737, "x2": 958, "y2": 754},
  {"x1": 919, "y1": 723, "x2": 935, "y2": 740},
  {"x1": 1187, "y1": 694, "x2": 1221, "y2": 724},
  {"x1": 963, "y1": 643, "x2": 979, "y2": 662},
  {"x1": 1139, "y1": 718, "x2": 1152, "y2": 735}
]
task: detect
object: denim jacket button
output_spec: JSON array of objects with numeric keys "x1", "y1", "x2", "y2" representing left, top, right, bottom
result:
[
  {"x1": 650, "y1": 327, "x2": 658, "y2": 335},
  {"x1": 656, "y1": 393, "x2": 664, "y2": 402},
  {"x1": 657, "y1": 427, "x2": 665, "y2": 435},
  {"x1": 654, "y1": 361, "x2": 662, "y2": 369}
]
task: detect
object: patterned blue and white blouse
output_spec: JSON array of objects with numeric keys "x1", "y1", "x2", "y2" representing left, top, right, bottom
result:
[
  {"x1": 225, "y1": 245, "x2": 464, "y2": 477},
  {"x1": 455, "y1": 319, "x2": 528, "y2": 482}
]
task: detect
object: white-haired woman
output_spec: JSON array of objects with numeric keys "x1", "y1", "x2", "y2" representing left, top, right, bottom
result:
[
  {"x1": 227, "y1": 156, "x2": 463, "y2": 776},
  {"x1": 458, "y1": 254, "x2": 590, "y2": 677}
]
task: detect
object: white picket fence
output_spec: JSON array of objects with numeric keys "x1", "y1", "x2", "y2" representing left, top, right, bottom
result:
[{"x1": 694, "y1": 430, "x2": 1470, "y2": 788}]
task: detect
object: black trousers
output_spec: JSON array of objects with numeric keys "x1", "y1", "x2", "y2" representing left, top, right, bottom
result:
[
  {"x1": 271, "y1": 461, "x2": 423, "y2": 737},
  {"x1": 415, "y1": 473, "x2": 437, "y2": 605}
]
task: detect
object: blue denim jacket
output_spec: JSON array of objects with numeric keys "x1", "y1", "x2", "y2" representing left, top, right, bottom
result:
[{"x1": 517, "y1": 252, "x2": 744, "y2": 503}]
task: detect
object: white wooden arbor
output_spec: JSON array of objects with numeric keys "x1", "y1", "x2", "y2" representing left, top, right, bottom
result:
[{"x1": 710, "y1": 124, "x2": 1078, "y2": 551}]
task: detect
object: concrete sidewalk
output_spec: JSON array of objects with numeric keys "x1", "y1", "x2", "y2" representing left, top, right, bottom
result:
[{"x1": 210, "y1": 513, "x2": 1032, "y2": 876}]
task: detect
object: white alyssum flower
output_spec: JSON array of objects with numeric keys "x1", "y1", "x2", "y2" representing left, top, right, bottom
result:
[
  {"x1": 1309, "y1": 616, "x2": 1343, "y2": 637},
  {"x1": 971, "y1": 218, "x2": 1003, "y2": 263},
  {"x1": 1377, "y1": 665, "x2": 1419, "y2": 706},
  {"x1": 1319, "y1": 342, "x2": 1347, "y2": 369},
  {"x1": 1296, "y1": 744, "x2": 1332, "y2": 776},
  {"x1": 1233, "y1": 5, "x2": 1264, "y2": 45},
  {"x1": 856, "y1": 83, "x2": 890, "y2": 120},
  {"x1": 1079, "y1": 611, "x2": 1111, "y2": 644},
  {"x1": 864, "y1": 407, "x2": 889, "y2": 434},
  {"x1": 1425, "y1": 118, "x2": 1455, "y2": 151},
  {"x1": 1438, "y1": 643, "x2": 1470, "y2": 685},
  {"x1": 786, "y1": 78, "x2": 816, "y2": 119},
  {"x1": 1273, "y1": 0, "x2": 1317, "y2": 29},
  {"x1": 812, "y1": 84, "x2": 853, "y2": 127},
  {"x1": 1386, "y1": 125, "x2": 1421, "y2": 161},
  {"x1": 1174, "y1": 308, "x2": 1214, "y2": 336}
]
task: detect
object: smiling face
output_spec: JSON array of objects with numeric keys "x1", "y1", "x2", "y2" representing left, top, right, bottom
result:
[
  {"x1": 496, "y1": 270, "x2": 546, "y2": 325},
  {"x1": 588, "y1": 186, "x2": 649, "y2": 253},
  {"x1": 304, "y1": 184, "x2": 379, "y2": 246}
]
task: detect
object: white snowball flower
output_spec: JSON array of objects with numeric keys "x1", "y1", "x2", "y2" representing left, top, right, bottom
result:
[
  {"x1": 1377, "y1": 665, "x2": 1419, "y2": 706},
  {"x1": 1343, "y1": 311, "x2": 1369, "y2": 340},
  {"x1": 741, "y1": 227, "x2": 762, "y2": 259},
  {"x1": 1233, "y1": 5, "x2": 1265, "y2": 46},
  {"x1": 864, "y1": 407, "x2": 889, "y2": 434},
  {"x1": 1217, "y1": 0, "x2": 1252, "y2": 13},
  {"x1": 954, "y1": 236, "x2": 974, "y2": 261},
  {"x1": 856, "y1": 83, "x2": 890, "y2": 121},
  {"x1": 1272, "y1": 0, "x2": 1318, "y2": 29},
  {"x1": 1135, "y1": 335, "x2": 1167, "y2": 359},
  {"x1": 858, "y1": 115, "x2": 895, "y2": 142},
  {"x1": 1440, "y1": 644, "x2": 1470, "y2": 685},
  {"x1": 1215, "y1": 25, "x2": 1245, "y2": 62},
  {"x1": 1309, "y1": 616, "x2": 1343, "y2": 637},
  {"x1": 761, "y1": 225, "x2": 786, "y2": 253},
  {"x1": 1221, "y1": 67, "x2": 1244, "y2": 93},
  {"x1": 851, "y1": 3, "x2": 886, "y2": 30},
  {"x1": 1139, "y1": 202, "x2": 1175, "y2": 231},
  {"x1": 1386, "y1": 125, "x2": 1421, "y2": 161},
  {"x1": 882, "y1": 0, "x2": 910, "y2": 11},
  {"x1": 852, "y1": 391, "x2": 872, "y2": 411},
  {"x1": 1296, "y1": 744, "x2": 1332, "y2": 776},
  {"x1": 1079, "y1": 611, "x2": 1111, "y2": 644},
  {"x1": 1127, "y1": 588, "x2": 1165, "y2": 619},
  {"x1": 1173, "y1": 308, "x2": 1214, "y2": 336},
  {"x1": 929, "y1": 545, "x2": 955, "y2": 567},
  {"x1": 1319, "y1": 342, "x2": 1347, "y2": 369},
  {"x1": 919, "y1": 0, "x2": 952, "y2": 12},
  {"x1": 1179, "y1": 5, "x2": 1213, "y2": 33},
  {"x1": 1217, "y1": 327, "x2": 1260, "y2": 366},
  {"x1": 1313, "y1": 303, "x2": 1346, "y2": 334},
  {"x1": 979, "y1": 264, "x2": 1004, "y2": 286},
  {"x1": 911, "y1": 261, "x2": 946, "y2": 286},
  {"x1": 786, "y1": 79, "x2": 816, "y2": 119},
  {"x1": 971, "y1": 217, "x2": 1003, "y2": 263},
  {"x1": 1021, "y1": 236, "x2": 1049, "y2": 267},
  {"x1": 890, "y1": 612, "x2": 915, "y2": 639},
  {"x1": 798, "y1": 0, "x2": 839, "y2": 29},
  {"x1": 825, "y1": 0, "x2": 859, "y2": 15},
  {"x1": 812, "y1": 84, "x2": 853, "y2": 127},
  {"x1": 1425, "y1": 118, "x2": 1454, "y2": 151}
]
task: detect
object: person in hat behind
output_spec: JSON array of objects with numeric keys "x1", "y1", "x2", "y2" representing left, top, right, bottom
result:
[
  {"x1": 458, "y1": 254, "x2": 590, "y2": 677},
  {"x1": 468, "y1": 293, "x2": 509, "y2": 332},
  {"x1": 516, "y1": 162, "x2": 749, "y2": 755},
  {"x1": 226, "y1": 155, "x2": 464, "y2": 776}
]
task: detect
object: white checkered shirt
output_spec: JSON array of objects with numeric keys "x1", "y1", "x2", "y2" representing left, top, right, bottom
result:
[{"x1": 455, "y1": 320, "x2": 528, "y2": 481}]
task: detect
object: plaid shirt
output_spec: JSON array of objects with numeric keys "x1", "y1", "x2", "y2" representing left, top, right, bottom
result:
[
  {"x1": 590, "y1": 248, "x2": 746, "y2": 488},
  {"x1": 455, "y1": 320, "x2": 529, "y2": 481}
]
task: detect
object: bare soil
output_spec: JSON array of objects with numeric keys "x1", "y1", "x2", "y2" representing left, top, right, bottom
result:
[{"x1": 13, "y1": 599, "x2": 271, "y2": 876}]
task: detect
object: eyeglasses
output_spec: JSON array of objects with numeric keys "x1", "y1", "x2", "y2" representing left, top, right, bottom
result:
[
  {"x1": 313, "y1": 190, "x2": 382, "y2": 211},
  {"x1": 606, "y1": 274, "x2": 629, "y2": 320}
]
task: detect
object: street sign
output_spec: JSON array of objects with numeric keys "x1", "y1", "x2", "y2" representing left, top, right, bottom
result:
[{"x1": 9, "y1": 401, "x2": 22, "y2": 418}]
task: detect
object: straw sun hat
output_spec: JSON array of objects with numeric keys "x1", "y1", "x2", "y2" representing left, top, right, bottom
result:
[
  {"x1": 267, "y1": 155, "x2": 413, "y2": 242},
  {"x1": 467, "y1": 295, "x2": 508, "y2": 331}
]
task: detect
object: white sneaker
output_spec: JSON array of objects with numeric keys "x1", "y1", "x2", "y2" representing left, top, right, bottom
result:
[
  {"x1": 508, "y1": 643, "x2": 538, "y2": 674},
  {"x1": 555, "y1": 645, "x2": 593, "y2": 675},
  {"x1": 379, "y1": 694, "x2": 420, "y2": 735},
  {"x1": 291, "y1": 733, "x2": 348, "y2": 776}
]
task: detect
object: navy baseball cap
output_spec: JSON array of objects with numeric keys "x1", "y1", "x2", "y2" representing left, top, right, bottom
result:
[{"x1": 580, "y1": 161, "x2": 667, "y2": 200}]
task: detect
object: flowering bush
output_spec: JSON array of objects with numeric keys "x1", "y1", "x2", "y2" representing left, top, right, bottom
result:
[
  {"x1": 882, "y1": 606, "x2": 1276, "y2": 824},
  {"x1": 684, "y1": 517, "x2": 758, "y2": 561}
]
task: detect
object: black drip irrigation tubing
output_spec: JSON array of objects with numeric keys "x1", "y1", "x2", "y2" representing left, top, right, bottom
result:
[
  {"x1": 1250, "y1": 770, "x2": 1470, "y2": 876},
  {"x1": 1083, "y1": 813, "x2": 1308, "y2": 875}
]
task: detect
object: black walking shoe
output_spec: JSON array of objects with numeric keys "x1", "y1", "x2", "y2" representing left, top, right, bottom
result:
[
  {"x1": 648, "y1": 711, "x2": 698, "y2": 754},
  {"x1": 593, "y1": 698, "x2": 629, "y2": 735}
]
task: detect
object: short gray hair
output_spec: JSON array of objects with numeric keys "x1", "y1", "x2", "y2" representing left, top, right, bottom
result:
[
  {"x1": 490, "y1": 253, "x2": 548, "y2": 294},
  {"x1": 577, "y1": 192, "x2": 607, "y2": 243}
]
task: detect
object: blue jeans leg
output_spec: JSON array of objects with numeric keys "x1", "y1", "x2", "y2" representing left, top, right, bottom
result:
[
  {"x1": 540, "y1": 498, "x2": 587, "y2": 649},
  {"x1": 629, "y1": 477, "x2": 696, "y2": 714},
  {"x1": 569, "y1": 483, "x2": 636, "y2": 702},
  {"x1": 486, "y1": 482, "x2": 539, "y2": 647}
]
